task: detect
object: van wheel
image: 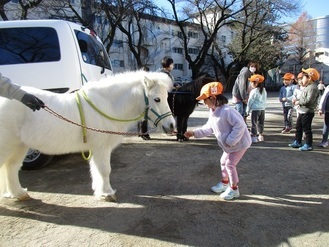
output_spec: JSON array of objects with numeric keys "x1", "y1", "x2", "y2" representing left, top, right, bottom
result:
[{"x1": 22, "y1": 149, "x2": 54, "y2": 170}]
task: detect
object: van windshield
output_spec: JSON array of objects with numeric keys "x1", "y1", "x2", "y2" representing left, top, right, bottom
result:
[
  {"x1": 0, "y1": 27, "x2": 60, "y2": 65},
  {"x1": 75, "y1": 30, "x2": 112, "y2": 71}
]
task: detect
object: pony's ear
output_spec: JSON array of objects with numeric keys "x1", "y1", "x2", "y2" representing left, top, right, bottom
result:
[{"x1": 143, "y1": 76, "x2": 156, "y2": 90}]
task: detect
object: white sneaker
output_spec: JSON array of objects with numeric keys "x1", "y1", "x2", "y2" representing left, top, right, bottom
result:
[
  {"x1": 252, "y1": 136, "x2": 258, "y2": 143},
  {"x1": 258, "y1": 135, "x2": 264, "y2": 142},
  {"x1": 318, "y1": 141, "x2": 328, "y2": 148},
  {"x1": 211, "y1": 182, "x2": 229, "y2": 194},
  {"x1": 220, "y1": 187, "x2": 240, "y2": 200}
]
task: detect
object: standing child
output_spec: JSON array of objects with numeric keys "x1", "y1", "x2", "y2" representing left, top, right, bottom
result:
[
  {"x1": 246, "y1": 74, "x2": 267, "y2": 143},
  {"x1": 289, "y1": 68, "x2": 320, "y2": 151},
  {"x1": 317, "y1": 84, "x2": 329, "y2": 148},
  {"x1": 292, "y1": 72, "x2": 306, "y2": 140},
  {"x1": 279, "y1": 73, "x2": 296, "y2": 133},
  {"x1": 292, "y1": 72, "x2": 305, "y2": 112},
  {"x1": 318, "y1": 80, "x2": 325, "y2": 97},
  {"x1": 184, "y1": 82, "x2": 251, "y2": 200}
]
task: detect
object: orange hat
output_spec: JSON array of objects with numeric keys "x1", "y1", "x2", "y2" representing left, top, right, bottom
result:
[
  {"x1": 196, "y1": 82, "x2": 223, "y2": 100},
  {"x1": 297, "y1": 72, "x2": 303, "y2": 79},
  {"x1": 248, "y1": 74, "x2": 264, "y2": 84},
  {"x1": 302, "y1": 68, "x2": 320, "y2": 81},
  {"x1": 283, "y1": 73, "x2": 295, "y2": 80}
]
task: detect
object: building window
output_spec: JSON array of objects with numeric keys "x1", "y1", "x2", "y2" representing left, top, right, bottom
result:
[
  {"x1": 113, "y1": 39, "x2": 123, "y2": 48},
  {"x1": 188, "y1": 31, "x2": 198, "y2": 39},
  {"x1": 177, "y1": 31, "x2": 183, "y2": 39},
  {"x1": 113, "y1": 60, "x2": 124, "y2": 68},
  {"x1": 188, "y1": 47, "x2": 199, "y2": 55},
  {"x1": 173, "y1": 47, "x2": 183, "y2": 54},
  {"x1": 174, "y1": 64, "x2": 183, "y2": 70},
  {"x1": 221, "y1": 35, "x2": 226, "y2": 44}
]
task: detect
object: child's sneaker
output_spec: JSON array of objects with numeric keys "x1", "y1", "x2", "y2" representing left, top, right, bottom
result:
[
  {"x1": 252, "y1": 136, "x2": 258, "y2": 143},
  {"x1": 288, "y1": 140, "x2": 302, "y2": 148},
  {"x1": 299, "y1": 143, "x2": 313, "y2": 151},
  {"x1": 318, "y1": 141, "x2": 328, "y2": 148},
  {"x1": 211, "y1": 182, "x2": 228, "y2": 194},
  {"x1": 220, "y1": 187, "x2": 240, "y2": 200},
  {"x1": 258, "y1": 135, "x2": 264, "y2": 142}
]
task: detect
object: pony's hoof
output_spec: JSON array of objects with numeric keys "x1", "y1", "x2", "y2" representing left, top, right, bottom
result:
[
  {"x1": 104, "y1": 194, "x2": 117, "y2": 202},
  {"x1": 97, "y1": 194, "x2": 117, "y2": 202},
  {"x1": 3, "y1": 192, "x2": 31, "y2": 201},
  {"x1": 18, "y1": 193, "x2": 31, "y2": 201}
]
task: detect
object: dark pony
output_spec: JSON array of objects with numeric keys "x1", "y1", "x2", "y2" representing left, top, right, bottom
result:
[{"x1": 167, "y1": 75, "x2": 215, "y2": 141}]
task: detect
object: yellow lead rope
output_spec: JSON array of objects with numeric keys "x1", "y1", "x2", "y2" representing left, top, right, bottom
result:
[{"x1": 75, "y1": 92, "x2": 92, "y2": 160}]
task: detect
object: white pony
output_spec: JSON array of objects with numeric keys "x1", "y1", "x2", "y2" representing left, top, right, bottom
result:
[{"x1": 0, "y1": 71, "x2": 175, "y2": 202}]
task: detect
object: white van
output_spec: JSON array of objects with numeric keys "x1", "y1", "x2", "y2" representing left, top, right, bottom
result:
[{"x1": 0, "y1": 19, "x2": 113, "y2": 169}]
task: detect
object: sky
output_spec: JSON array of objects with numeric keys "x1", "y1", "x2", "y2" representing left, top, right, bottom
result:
[
  {"x1": 302, "y1": 0, "x2": 328, "y2": 19},
  {"x1": 157, "y1": 0, "x2": 329, "y2": 22}
]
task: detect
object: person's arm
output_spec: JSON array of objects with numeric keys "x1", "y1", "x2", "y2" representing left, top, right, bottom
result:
[
  {"x1": 0, "y1": 73, "x2": 45, "y2": 111},
  {"x1": 0, "y1": 72, "x2": 25, "y2": 101},
  {"x1": 246, "y1": 89, "x2": 255, "y2": 115},
  {"x1": 318, "y1": 86, "x2": 329, "y2": 114}
]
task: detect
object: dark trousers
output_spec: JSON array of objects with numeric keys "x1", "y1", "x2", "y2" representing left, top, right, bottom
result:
[
  {"x1": 295, "y1": 112, "x2": 315, "y2": 146},
  {"x1": 250, "y1": 110, "x2": 265, "y2": 135}
]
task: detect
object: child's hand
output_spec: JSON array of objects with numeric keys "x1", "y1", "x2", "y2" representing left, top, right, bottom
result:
[{"x1": 184, "y1": 131, "x2": 194, "y2": 138}]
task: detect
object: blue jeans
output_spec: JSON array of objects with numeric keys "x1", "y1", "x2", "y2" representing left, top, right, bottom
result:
[{"x1": 235, "y1": 102, "x2": 247, "y2": 118}]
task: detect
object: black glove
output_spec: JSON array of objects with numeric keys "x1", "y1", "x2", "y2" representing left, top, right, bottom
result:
[{"x1": 21, "y1": 93, "x2": 45, "y2": 111}]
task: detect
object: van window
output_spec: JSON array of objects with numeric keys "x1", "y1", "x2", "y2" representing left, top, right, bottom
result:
[
  {"x1": 0, "y1": 27, "x2": 60, "y2": 65},
  {"x1": 75, "y1": 30, "x2": 112, "y2": 71}
]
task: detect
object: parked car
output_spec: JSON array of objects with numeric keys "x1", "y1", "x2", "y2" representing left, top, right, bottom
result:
[{"x1": 0, "y1": 19, "x2": 113, "y2": 169}]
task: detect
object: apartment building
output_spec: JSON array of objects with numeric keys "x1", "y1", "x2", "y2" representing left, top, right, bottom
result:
[{"x1": 93, "y1": 10, "x2": 233, "y2": 82}]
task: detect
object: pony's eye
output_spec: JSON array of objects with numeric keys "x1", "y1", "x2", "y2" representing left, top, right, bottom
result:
[{"x1": 154, "y1": 97, "x2": 161, "y2": 103}]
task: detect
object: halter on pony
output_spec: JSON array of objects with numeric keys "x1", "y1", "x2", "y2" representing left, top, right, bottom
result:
[{"x1": 75, "y1": 89, "x2": 172, "y2": 143}]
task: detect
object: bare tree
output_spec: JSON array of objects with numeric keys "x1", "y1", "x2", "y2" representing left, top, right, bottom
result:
[
  {"x1": 166, "y1": 0, "x2": 301, "y2": 82},
  {"x1": 166, "y1": 0, "x2": 250, "y2": 79},
  {"x1": 219, "y1": 0, "x2": 300, "y2": 88},
  {"x1": 94, "y1": 0, "x2": 162, "y2": 69},
  {"x1": 0, "y1": 0, "x2": 44, "y2": 20},
  {"x1": 286, "y1": 12, "x2": 316, "y2": 68},
  {"x1": 0, "y1": 0, "x2": 11, "y2": 20}
]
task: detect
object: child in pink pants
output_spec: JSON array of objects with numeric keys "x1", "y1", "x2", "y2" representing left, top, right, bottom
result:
[{"x1": 185, "y1": 82, "x2": 251, "y2": 200}]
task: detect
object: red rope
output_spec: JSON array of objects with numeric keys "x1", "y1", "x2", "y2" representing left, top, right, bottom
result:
[{"x1": 43, "y1": 106, "x2": 149, "y2": 136}]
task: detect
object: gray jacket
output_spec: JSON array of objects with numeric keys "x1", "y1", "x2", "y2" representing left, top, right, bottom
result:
[
  {"x1": 0, "y1": 73, "x2": 26, "y2": 101},
  {"x1": 232, "y1": 67, "x2": 251, "y2": 102},
  {"x1": 298, "y1": 82, "x2": 319, "y2": 113}
]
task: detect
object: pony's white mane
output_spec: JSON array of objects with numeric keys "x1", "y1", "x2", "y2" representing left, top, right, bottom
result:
[{"x1": 83, "y1": 70, "x2": 173, "y2": 91}]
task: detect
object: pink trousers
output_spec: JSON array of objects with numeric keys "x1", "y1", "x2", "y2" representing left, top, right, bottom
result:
[{"x1": 220, "y1": 148, "x2": 248, "y2": 185}]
